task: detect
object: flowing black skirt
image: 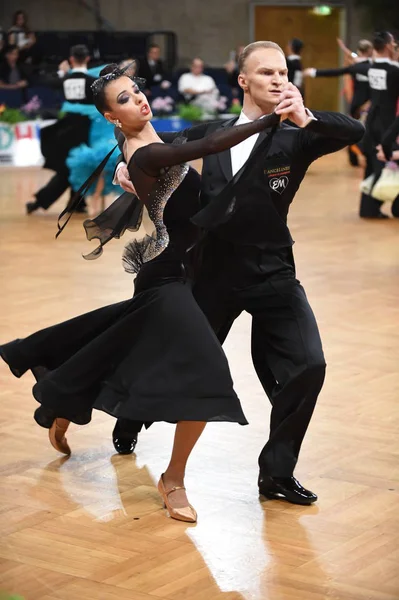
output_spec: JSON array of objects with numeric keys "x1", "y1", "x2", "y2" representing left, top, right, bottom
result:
[{"x1": 0, "y1": 262, "x2": 247, "y2": 427}]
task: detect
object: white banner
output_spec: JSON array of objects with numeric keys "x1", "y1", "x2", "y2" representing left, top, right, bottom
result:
[{"x1": 0, "y1": 119, "x2": 56, "y2": 167}]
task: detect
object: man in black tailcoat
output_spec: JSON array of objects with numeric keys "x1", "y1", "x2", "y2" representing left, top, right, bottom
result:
[{"x1": 112, "y1": 41, "x2": 364, "y2": 505}]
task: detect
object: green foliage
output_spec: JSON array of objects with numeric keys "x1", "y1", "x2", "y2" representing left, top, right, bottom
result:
[
  {"x1": 177, "y1": 103, "x2": 203, "y2": 122},
  {"x1": 228, "y1": 103, "x2": 242, "y2": 115},
  {"x1": 0, "y1": 108, "x2": 28, "y2": 124}
]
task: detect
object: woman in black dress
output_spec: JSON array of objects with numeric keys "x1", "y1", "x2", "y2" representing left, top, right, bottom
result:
[{"x1": 0, "y1": 65, "x2": 279, "y2": 522}]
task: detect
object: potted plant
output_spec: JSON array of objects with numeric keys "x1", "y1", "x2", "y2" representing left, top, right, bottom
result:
[
  {"x1": 228, "y1": 99, "x2": 242, "y2": 115},
  {"x1": 177, "y1": 103, "x2": 204, "y2": 123},
  {"x1": 0, "y1": 104, "x2": 28, "y2": 124}
]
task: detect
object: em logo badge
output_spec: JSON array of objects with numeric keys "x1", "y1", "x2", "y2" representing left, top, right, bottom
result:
[{"x1": 0, "y1": 123, "x2": 14, "y2": 150}]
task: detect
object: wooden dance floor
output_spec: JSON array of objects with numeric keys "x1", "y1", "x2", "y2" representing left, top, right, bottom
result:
[{"x1": 0, "y1": 152, "x2": 398, "y2": 600}]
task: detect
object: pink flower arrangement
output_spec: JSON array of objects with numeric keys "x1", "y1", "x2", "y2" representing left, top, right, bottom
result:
[
  {"x1": 216, "y1": 96, "x2": 228, "y2": 112},
  {"x1": 151, "y1": 96, "x2": 174, "y2": 115},
  {"x1": 21, "y1": 95, "x2": 41, "y2": 114}
]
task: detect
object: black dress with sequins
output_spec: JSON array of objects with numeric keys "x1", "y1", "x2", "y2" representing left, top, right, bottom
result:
[{"x1": 0, "y1": 114, "x2": 279, "y2": 427}]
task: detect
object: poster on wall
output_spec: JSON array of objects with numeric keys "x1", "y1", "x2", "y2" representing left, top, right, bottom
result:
[
  {"x1": 0, "y1": 120, "x2": 55, "y2": 167},
  {"x1": 0, "y1": 123, "x2": 16, "y2": 165}
]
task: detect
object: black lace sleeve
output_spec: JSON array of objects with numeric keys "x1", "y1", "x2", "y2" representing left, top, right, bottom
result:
[
  {"x1": 133, "y1": 112, "x2": 280, "y2": 177},
  {"x1": 81, "y1": 192, "x2": 144, "y2": 260}
]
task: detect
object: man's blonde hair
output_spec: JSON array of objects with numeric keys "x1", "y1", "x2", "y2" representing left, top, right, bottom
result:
[
  {"x1": 238, "y1": 41, "x2": 285, "y2": 73},
  {"x1": 357, "y1": 39, "x2": 373, "y2": 54}
]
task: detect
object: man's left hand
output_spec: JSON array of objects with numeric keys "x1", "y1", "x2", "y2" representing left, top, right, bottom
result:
[{"x1": 275, "y1": 83, "x2": 308, "y2": 127}]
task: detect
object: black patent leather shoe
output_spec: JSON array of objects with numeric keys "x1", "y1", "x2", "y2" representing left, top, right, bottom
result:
[
  {"x1": 112, "y1": 434, "x2": 137, "y2": 454},
  {"x1": 258, "y1": 475, "x2": 317, "y2": 505},
  {"x1": 26, "y1": 201, "x2": 39, "y2": 215},
  {"x1": 112, "y1": 419, "x2": 140, "y2": 454},
  {"x1": 360, "y1": 213, "x2": 389, "y2": 219}
]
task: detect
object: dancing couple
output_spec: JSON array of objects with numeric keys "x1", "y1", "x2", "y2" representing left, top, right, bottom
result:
[{"x1": 0, "y1": 41, "x2": 364, "y2": 523}]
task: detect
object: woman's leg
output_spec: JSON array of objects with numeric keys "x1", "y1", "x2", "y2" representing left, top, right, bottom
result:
[
  {"x1": 162, "y1": 421, "x2": 206, "y2": 510},
  {"x1": 88, "y1": 175, "x2": 105, "y2": 217}
]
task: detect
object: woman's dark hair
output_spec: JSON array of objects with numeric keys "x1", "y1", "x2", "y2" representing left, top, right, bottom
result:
[
  {"x1": 373, "y1": 31, "x2": 393, "y2": 52},
  {"x1": 13, "y1": 10, "x2": 28, "y2": 31},
  {"x1": 91, "y1": 62, "x2": 145, "y2": 114},
  {"x1": 99, "y1": 64, "x2": 118, "y2": 77},
  {"x1": 92, "y1": 63, "x2": 120, "y2": 114}
]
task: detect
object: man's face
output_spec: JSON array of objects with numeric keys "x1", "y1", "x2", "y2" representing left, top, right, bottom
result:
[
  {"x1": 148, "y1": 46, "x2": 160, "y2": 61},
  {"x1": 238, "y1": 48, "x2": 288, "y2": 110},
  {"x1": 7, "y1": 48, "x2": 19, "y2": 65},
  {"x1": 191, "y1": 59, "x2": 204, "y2": 76}
]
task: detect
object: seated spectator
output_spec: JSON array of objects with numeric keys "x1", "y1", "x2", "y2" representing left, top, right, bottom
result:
[
  {"x1": 178, "y1": 58, "x2": 219, "y2": 113},
  {"x1": 8, "y1": 10, "x2": 36, "y2": 63},
  {"x1": 0, "y1": 44, "x2": 29, "y2": 91},
  {"x1": 139, "y1": 44, "x2": 167, "y2": 89},
  {"x1": 225, "y1": 44, "x2": 245, "y2": 97}
]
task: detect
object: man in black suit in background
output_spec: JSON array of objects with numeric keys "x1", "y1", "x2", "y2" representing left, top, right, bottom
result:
[
  {"x1": 113, "y1": 41, "x2": 364, "y2": 505},
  {"x1": 138, "y1": 44, "x2": 166, "y2": 90},
  {"x1": 356, "y1": 32, "x2": 399, "y2": 218},
  {"x1": 304, "y1": 39, "x2": 373, "y2": 120},
  {"x1": 26, "y1": 44, "x2": 95, "y2": 215},
  {"x1": 286, "y1": 38, "x2": 304, "y2": 95}
]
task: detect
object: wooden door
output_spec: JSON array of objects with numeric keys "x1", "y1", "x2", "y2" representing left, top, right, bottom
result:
[{"x1": 254, "y1": 5, "x2": 343, "y2": 111}]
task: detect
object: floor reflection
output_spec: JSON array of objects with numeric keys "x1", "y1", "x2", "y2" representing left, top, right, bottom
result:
[
  {"x1": 186, "y1": 494, "x2": 327, "y2": 600},
  {"x1": 27, "y1": 450, "x2": 247, "y2": 599},
  {"x1": 24, "y1": 434, "x2": 328, "y2": 600}
]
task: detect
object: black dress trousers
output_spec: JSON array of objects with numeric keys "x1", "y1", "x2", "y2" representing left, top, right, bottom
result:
[{"x1": 193, "y1": 240, "x2": 326, "y2": 478}]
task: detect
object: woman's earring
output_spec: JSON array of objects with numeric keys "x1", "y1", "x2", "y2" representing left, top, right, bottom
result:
[{"x1": 114, "y1": 120, "x2": 122, "y2": 128}]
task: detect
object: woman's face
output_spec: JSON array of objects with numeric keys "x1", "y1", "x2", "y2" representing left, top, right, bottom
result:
[{"x1": 103, "y1": 76, "x2": 152, "y2": 131}]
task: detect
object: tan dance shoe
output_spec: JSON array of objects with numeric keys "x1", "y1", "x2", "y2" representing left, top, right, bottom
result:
[
  {"x1": 48, "y1": 418, "x2": 71, "y2": 455},
  {"x1": 157, "y1": 474, "x2": 197, "y2": 523}
]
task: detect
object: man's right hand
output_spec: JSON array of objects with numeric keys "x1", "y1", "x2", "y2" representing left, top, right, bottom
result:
[{"x1": 116, "y1": 164, "x2": 137, "y2": 194}]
